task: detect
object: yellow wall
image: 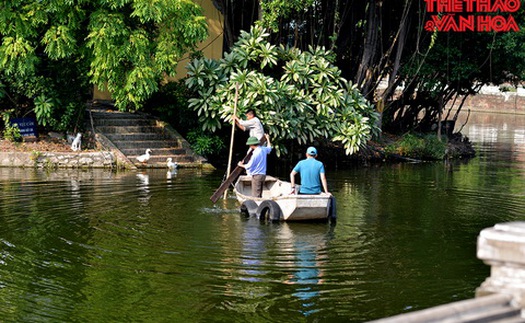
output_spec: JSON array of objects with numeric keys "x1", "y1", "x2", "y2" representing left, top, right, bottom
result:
[
  {"x1": 93, "y1": 0, "x2": 224, "y2": 101},
  {"x1": 93, "y1": 84, "x2": 112, "y2": 101},
  {"x1": 173, "y1": 0, "x2": 224, "y2": 80}
]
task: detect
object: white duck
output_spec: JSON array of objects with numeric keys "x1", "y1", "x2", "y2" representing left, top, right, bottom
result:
[
  {"x1": 136, "y1": 149, "x2": 152, "y2": 164},
  {"x1": 166, "y1": 158, "x2": 178, "y2": 170}
]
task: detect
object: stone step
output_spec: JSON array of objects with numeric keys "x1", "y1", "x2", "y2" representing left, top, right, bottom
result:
[
  {"x1": 92, "y1": 118, "x2": 156, "y2": 127},
  {"x1": 458, "y1": 306, "x2": 522, "y2": 322},
  {"x1": 491, "y1": 316, "x2": 525, "y2": 323},
  {"x1": 105, "y1": 133, "x2": 168, "y2": 142},
  {"x1": 122, "y1": 147, "x2": 186, "y2": 156},
  {"x1": 95, "y1": 125, "x2": 161, "y2": 134},
  {"x1": 89, "y1": 112, "x2": 151, "y2": 120},
  {"x1": 112, "y1": 140, "x2": 182, "y2": 150},
  {"x1": 369, "y1": 294, "x2": 522, "y2": 323},
  {"x1": 89, "y1": 108, "x2": 205, "y2": 168},
  {"x1": 89, "y1": 110, "x2": 146, "y2": 119}
]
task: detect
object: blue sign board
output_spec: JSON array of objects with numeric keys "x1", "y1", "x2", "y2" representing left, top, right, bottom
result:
[{"x1": 11, "y1": 117, "x2": 38, "y2": 137}]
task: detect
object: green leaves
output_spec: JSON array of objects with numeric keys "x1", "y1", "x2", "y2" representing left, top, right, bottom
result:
[
  {"x1": 0, "y1": 0, "x2": 208, "y2": 126},
  {"x1": 186, "y1": 25, "x2": 379, "y2": 156},
  {"x1": 131, "y1": 0, "x2": 168, "y2": 23},
  {"x1": 259, "y1": 0, "x2": 316, "y2": 32},
  {"x1": 42, "y1": 25, "x2": 76, "y2": 59},
  {"x1": 0, "y1": 36, "x2": 38, "y2": 77},
  {"x1": 34, "y1": 95, "x2": 55, "y2": 127},
  {"x1": 83, "y1": 1, "x2": 207, "y2": 110},
  {"x1": 385, "y1": 133, "x2": 447, "y2": 160}
]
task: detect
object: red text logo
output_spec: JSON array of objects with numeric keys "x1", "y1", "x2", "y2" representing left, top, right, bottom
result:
[{"x1": 424, "y1": 0, "x2": 521, "y2": 32}]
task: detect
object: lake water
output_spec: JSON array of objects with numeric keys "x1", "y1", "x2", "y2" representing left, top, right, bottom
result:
[{"x1": 0, "y1": 111, "x2": 524, "y2": 322}]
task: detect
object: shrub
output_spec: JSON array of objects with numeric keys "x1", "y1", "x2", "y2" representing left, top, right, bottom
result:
[
  {"x1": 3, "y1": 124, "x2": 22, "y2": 142},
  {"x1": 186, "y1": 25, "x2": 380, "y2": 156},
  {"x1": 186, "y1": 129, "x2": 226, "y2": 158},
  {"x1": 1, "y1": 110, "x2": 22, "y2": 142},
  {"x1": 386, "y1": 133, "x2": 446, "y2": 160}
]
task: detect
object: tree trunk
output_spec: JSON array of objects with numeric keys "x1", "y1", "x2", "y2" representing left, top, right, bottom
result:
[{"x1": 355, "y1": 0, "x2": 379, "y2": 92}]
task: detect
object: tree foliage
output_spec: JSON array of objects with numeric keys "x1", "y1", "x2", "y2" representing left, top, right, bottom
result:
[
  {"x1": 215, "y1": 0, "x2": 525, "y2": 135},
  {"x1": 186, "y1": 26, "x2": 379, "y2": 156},
  {"x1": 0, "y1": 0, "x2": 207, "y2": 130}
]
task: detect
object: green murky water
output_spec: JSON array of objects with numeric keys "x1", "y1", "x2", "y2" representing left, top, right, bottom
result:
[{"x1": 0, "y1": 112, "x2": 524, "y2": 322}]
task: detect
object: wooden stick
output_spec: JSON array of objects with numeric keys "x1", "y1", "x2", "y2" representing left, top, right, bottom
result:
[{"x1": 223, "y1": 83, "x2": 239, "y2": 200}]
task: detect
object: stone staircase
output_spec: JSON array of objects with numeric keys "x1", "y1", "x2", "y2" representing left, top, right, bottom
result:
[{"x1": 88, "y1": 109, "x2": 206, "y2": 169}]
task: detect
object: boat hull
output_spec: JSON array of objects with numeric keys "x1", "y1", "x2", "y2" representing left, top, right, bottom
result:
[{"x1": 234, "y1": 175, "x2": 332, "y2": 221}]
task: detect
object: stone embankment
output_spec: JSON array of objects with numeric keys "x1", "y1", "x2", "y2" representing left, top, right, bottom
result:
[
  {"x1": 0, "y1": 106, "x2": 211, "y2": 169},
  {"x1": 448, "y1": 86, "x2": 525, "y2": 114},
  {"x1": 0, "y1": 151, "x2": 115, "y2": 169}
]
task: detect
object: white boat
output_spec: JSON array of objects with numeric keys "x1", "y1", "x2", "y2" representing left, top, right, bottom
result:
[{"x1": 234, "y1": 175, "x2": 336, "y2": 222}]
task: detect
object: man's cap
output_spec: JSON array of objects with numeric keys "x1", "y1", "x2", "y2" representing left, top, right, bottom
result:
[
  {"x1": 307, "y1": 146, "x2": 317, "y2": 156},
  {"x1": 246, "y1": 137, "x2": 260, "y2": 145}
]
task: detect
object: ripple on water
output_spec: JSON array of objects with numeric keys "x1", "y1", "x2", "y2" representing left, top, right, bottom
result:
[{"x1": 0, "y1": 152, "x2": 522, "y2": 322}]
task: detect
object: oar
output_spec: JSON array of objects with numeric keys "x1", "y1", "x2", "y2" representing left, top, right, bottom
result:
[
  {"x1": 211, "y1": 150, "x2": 253, "y2": 204},
  {"x1": 210, "y1": 135, "x2": 267, "y2": 204},
  {"x1": 223, "y1": 83, "x2": 239, "y2": 200}
]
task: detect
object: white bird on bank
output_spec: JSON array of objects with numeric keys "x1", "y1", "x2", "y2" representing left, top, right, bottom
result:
[
  {"x1": 166, "y1": 158, "x2": 178, "y2": 170},
  {"x1": 71, "y1": 133, "x2": 82, "y2": 151},
  {"x1": 136, "y1": 149, "x2": 152, "y2": 164}
]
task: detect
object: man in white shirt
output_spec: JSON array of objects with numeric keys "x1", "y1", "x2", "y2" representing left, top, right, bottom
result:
[{"x1": 234, "y1": 109, "x2": 264, "y2": 141}]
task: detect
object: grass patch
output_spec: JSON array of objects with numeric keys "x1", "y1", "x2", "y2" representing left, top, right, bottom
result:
[{"x1": 385, "y1": 133, "x2": 447, "y2": 160}]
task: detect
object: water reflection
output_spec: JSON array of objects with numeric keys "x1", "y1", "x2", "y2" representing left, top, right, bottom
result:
[
  {"x1": 136, "y1": 172, "x2": 151, "y2": 205},
  {"x1": 467, "y1": 124, "x2": 498, "y2": 143},
  {"x1": 280, "y1": 223, "x2": 334, "y2": 317},
  {"x1": 457, "y1": 111, "x2": 525, "y2": 163},
  {"x1": 239, "y1": 218, "x2": 268, "y2": 282},
  {"x1": 69, "y1": 178, "x2": 81, "y2": 201},
  {"x1": 515, "y1": 129, "x2": 525, "y2": 145},
  {"x1": 166, "y1": 169, "x2": 177, "y2": 180}
]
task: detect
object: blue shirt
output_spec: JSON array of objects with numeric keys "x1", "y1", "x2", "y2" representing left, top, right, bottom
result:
[
  {"x1": 245, "y1": 146, "x2": 272, "y2": 175},
  {"x1": 293, "y1": 158, "x2": 325, "y2": 194}
]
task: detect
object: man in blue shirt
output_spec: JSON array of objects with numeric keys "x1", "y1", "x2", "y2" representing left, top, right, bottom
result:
[
  {"x1": 238, "y1": 134, "x2": 272, "y2": 197},
  {"x1": 290, "y1": 147, "x2": 330, "y2": 195}
]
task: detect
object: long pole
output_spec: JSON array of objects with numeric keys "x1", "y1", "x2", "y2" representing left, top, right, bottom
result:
[{"x1": 224, "y1": 83, "x2": 239, "y2": 200}]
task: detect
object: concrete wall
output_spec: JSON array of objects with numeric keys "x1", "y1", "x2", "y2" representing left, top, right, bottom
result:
[{"x1": 450, "y1": 92, "x2": 525, "y2": 114}]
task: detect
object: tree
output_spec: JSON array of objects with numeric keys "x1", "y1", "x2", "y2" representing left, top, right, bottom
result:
[
  {"x1": 185, "y1": 26, "x2": 380, "y2": 156},
  {"x1": 383, "y1": 25, "x2": 525, "y2": 134},
  {"x1": 215, "y1": 0, "x2": 525, "y2": 136},
  {"x1": 214, "y1": 0, "x2": 434, "y2": 134},
  {"x1": 0, "y1": 0, "x2": 208, "y2": 131}
]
